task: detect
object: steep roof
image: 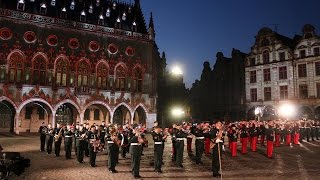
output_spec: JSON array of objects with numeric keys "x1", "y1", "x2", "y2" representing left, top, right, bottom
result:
[{"x1": 1, "y1": 0, "x2": 147, "y2": 34}]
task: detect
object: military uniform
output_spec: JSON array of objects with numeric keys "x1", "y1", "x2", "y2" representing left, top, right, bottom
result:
[
  {"x1": 74, "y1": 128, "x2": 85, "y2": 163},
  {"x1": 192, "y1": 126, "x2": 205, "y2": 164},
  {"x1": 228, "y1": 127, "x2": 237, "y2": 157},
  {"x1": 306, "y1": 122, "x2": 312, "y2": 142},
  {"x1": 240, "y1": 125, "x2": 248, "y2": 154},
  {"x1": 266, "y1": 126, "x2": 274, "y2": 158},
  {"x1": 64, "y1": 128, "x2": 73, "y2": 159},
  {"x1": 38, "y1": 125, "x2": 47, "y2": 152},
  {"x1": 53, "y1": 127, "x2": 63, "y2": 157},
  {"x1": 152, "y1": 129, "x2": 165, "y2": 173},
  {"x1": 210, "y1": 127, "x2": 222, "y2": 177},
  {"x1": 87, "y1": 130, "x2": 99, "y2": 167},
  {"x1": 315, "y1": 121, "x2": 320, "y2": 140},
  {"x1": 129, "y1": 134, "x2": 142, "y2": 178},
  {"x1": 174, "y1": 128, "x2": 187, "y2": 167},
  {"x1": 106, "y1": 133, "x2": 119, "y2": 173},
  {"x1": 45, "y1": 127, "x2": 54, "y2": 154},
  {"x1": 170, "y1": 127, "x2": 177, "y2": 161}
]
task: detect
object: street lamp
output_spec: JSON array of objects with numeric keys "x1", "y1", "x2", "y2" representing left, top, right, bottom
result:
[
  {"x1": 171, "y1": 65, "x2": 183, "y2": 76},
  {"x1": 171, "y1": 107, "x2": 185, "y2": 118},
  {"x1": 254, "y1": 107, "x2": 262, "y2": 121},
  {"x1": 279, "y1": 104, "x2": 295, "y2": 120}
]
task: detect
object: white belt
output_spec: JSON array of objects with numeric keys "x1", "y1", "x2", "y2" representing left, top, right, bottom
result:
[
  {"x1": 131, "y1": 143, "x2": 141, "y2": 146},
  {"x1": 196, "y1": 137, "x2": 205, "y2": 140},
  {"x1": 107, "y1": 141, "x2": 114, "y2": 144},
  {"x1": 176, "y1": 138, "x2": 185, "y2": 141},
  {"x1": 154, "y1": 142, "x2": 163, "y2": 145},
  {"x1": 65, "y1": 136, "x2": 72, "y2": 138}
]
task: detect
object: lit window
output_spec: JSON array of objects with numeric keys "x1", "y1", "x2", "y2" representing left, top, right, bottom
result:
[
  {"x1": 96, "y1": 0, "x2": 100, "y2": 6},
  {"x1": 17, "y1": 0, "x2": 25, "y2": 11},
  {"x1": 61, "y1": 7, "x2": 67, "y2": 18},
  {"x1": 88, "y1": 4, "x2": 93, "y2": 14},
  {"x1": 122, "y1": 12, "x2": 126, "y2": 21},
  {"x1": 80, "y1": 10, "x2": 86, "y2": 22},
  {"x1": 106, "y1": 8, "x2": 111, "y2": 17},
  {"x1": 98, "y1": 14, "x2": 104, "y2": 25},
  {"x1": 113, "y1": 2, "x2": 117, "y2": 10},
  {"x1": 70, "y1": 0, "x2": 75, "y2": 10},
  {"x1": 40, "y1": 3, "x2": 47, "y2": 15},
  {"x1": 117, "y1": 17, "x2": 121, "y2": 23},
  {"x1": 50, "y1": 0, "x2": 56, "y2": 6}
]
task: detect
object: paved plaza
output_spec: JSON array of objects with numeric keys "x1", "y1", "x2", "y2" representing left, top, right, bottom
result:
[{"x1": 1, "y1": 134, "x2": 320, "y2": 180}]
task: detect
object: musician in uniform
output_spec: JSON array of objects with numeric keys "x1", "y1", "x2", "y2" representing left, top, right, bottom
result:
[
  {"x1": 45, "y1": 123, "x2": 54, "y2": 154},
  {"x1": 64, "y1": 124, "x2": 74, "y2": 159},
  {"x1": 130, "y1": 128, "x2": 144, "y2": 178},
  {"x1": 266, "y1": 120, "x2": 275, "y2": 159},
  {"x1": 87, "y1": 125, "x2": 99, "y2": 167},
  {"x1": 106, "y1": 125, "x2": 120, "y2": 173},
  {"x1": 170, "y1": 124, "x2": 177, "y2": 162},
  {"x1": 53, "y1": 123, "x2": 63, "y2": 157},
  {"x1": 249, "y1": 122, "x2": 258, "y2": 152},
  {"x1": 75, "y1": 124, "x2": 86, "y2": 163},
  {"x1": 315, "y1": 121, "x2": 320, "y2": 140},
  {"x1": 239, "y1": 124, "x2": 248, "y2": 154},
  {"x1": 274, "y1": 124, "x2": 281, "y2": 147},
  {"x1": 192, "y1": 123, "x2": 205, "y2": 164},
  {"x1": 228, "y1": 124, "x2": 238, "y2": 157},
  {"x1": 84, "y1": 124, "x2": 90, "y2": 157},
  {"x1": 210, "y1": 120, "x2": 223, "y2": 177},
  {"x1": 121, "y1": 126, "x2": 129, "y2": 158},
  {"x1": 152, "y1": 126, "x2": 166, "y2": 173},
  {"x1": 306, "y1": 121, "x2": 312, "y2": 142},
  {"x1": 38, "y1": 122, "x2": 47, "y2": 152},
  {"x1": 73, "y1": 124, "x2": 79, "y2": 155},
  {"x1": 174, "y1": 124, "x2": 187, "y2": 168}
]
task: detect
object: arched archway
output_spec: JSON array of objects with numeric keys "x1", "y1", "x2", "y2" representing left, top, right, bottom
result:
[
  {"x1": 298, "y1": 106, "x2": 313, "y2": 119},
  {"x1": 17, "y1": 100, "x2": 53, "y2": 133},
  {"x1": 83, "y1": 101, "x2": 112, "y2": 126},
  {"x1": 55, "y1": 102, "x2": 80, "y2": 126},
  {"x1": 113, "y1": 105, "x2": 131, "y2": 125},
  {"x1": 247, "y1": 107, "x2": 256, "y2": 120},
  {"x1": 0, "y1": 100, "x2": 16, "y2": 133},
  {"x1": 133, "y1": 106, "x2": 147, "y2": 125}
]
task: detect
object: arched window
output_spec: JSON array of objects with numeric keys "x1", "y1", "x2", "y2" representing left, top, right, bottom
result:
[
  {"x1": 262, "y1": 50, "x2": 270, "y2": 63},
  {"x1": 8, "y1": 51, "x2": 24, "y2": 83},
  {"x1": 94, "y1": 109, "x2": 100, "y2": 120},
  {"x1": 132, "y1": 67, "x2": 143, "y2": 92},
  {"x1": 115, "y1": 65, "x2": 126, "y2": 91},
  {"x1": 55, "y1": 57, "x2": 69, "y2": 87},
  {"x1": 32, "y1": 54, "x2": 47, "y2": 85},
  {"x1": 77, "y1": 60, "x2": 90, "y2": 87},
  {"x1": 96, "y1": 62, "x2": 109, "y2": 89}
]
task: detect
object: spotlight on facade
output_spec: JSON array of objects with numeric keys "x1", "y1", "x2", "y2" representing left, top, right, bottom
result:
[
  {"x1": 279, "y1": 104, "x2": 295, "y2": 118},
  {"x1": 171, "y1": 107, "x2": 185, "y2": 118},
  {"x1": 171, "y1": 65, "x2": 183, "y2": 76},
  {"x1": 254, "y1": 107, "x2": 261, "y2": 116}
]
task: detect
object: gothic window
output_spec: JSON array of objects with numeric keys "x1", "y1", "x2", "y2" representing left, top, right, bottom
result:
[
  {"x1": 40, "y1": 3, "x2": 47, "y2": 15},
  {"x1": 32, "y1": 55, "x2": 47, "y2": 85},
  {"x1": 94, "y1": 109, "x2": 100, "y2": 120},
  {"x1": 8, "y1": 52, "x2": 24, "y2": 83},
  {"x1": 132, "y1": 67, "x2": 143, "y2": 92},
  {"x1": 77, "y1": 60, "x2": 90, "y2": 87},
  {"x1": 115, "y1": 65, "x2": 126, "y2": 91},
  {"x1": 17, "y1": 0, "x2": 25, "y2": 11},
  {"x1": 262, "y1": 50, "x2": 270, "y2": 63},
  {"x1": 84, "y1": 109, "x2": 90, "y2": 120},
  {"x1": 96, "y1": 62, "x2": 109, "y2": 89},
  {"x1": 55, "y1": 57, "x2": 69, "y2": 87},
  {"x1": 250, "y1": 58, "x2": 255, "y2": 66}
]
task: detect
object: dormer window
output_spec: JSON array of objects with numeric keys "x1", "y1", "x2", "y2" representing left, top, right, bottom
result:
[
  {"x1": 70, "y1": 0, "x2": 75, "y2": 10},
  {"x1": 50, "y1": 0, "x2": 56, "y2": 6},
  {"x1": 117, "y1": 17, "x2": 121, "y2": 23},
  {"x1": 305, "y1": 33, "x2": 313, "y2": 39},
  {"x1": 88, "y1": 4, "x2": 93, "y2": 14},
  {"x1": 80, "y1": 11, "x2": 86, "y2": 22},
  {"x1": 113, "y1": 2, "x2": 117, "y2": 10},
  {"x1": 261, "y1": 38, "x2": 270, "y2": 46},
  {"x1": 98, "y1": 14, "x2": 104, "y2": 25},
  {"x1": 40, "y1": 3, "x2": 47, "y2": 15},
  {"x1": 122, "y1": 12, "x2": 126, "y2": 21},
  {"x1": 128, "y1": 7, "x2": 132, "y2": 13},
  {"x1": 262, "y1": 50, "x2": 270, "y2": 63},
  {"x1": 106, "y1": 8, "x2": 111, "y2": 17},
  {"x1": 115, "y1": 17, "x2": 121, "y2": 28},
  {"x1": 17, "y1": 0, "x2": 25, "y2": 11},
  {"x1": 61, "y1": 7, "x2": 67, "y2": 18},
  {"x1": 132, "y1": 21, "x2": 137, "y2": 32},
  {"x1": 96, "y1": 0, "x2": 100, "y2": 6}
]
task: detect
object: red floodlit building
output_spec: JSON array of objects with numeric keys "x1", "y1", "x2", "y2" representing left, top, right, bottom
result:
[{"x1": 0, "y1": 0, "x2": 161, "y2": 133}]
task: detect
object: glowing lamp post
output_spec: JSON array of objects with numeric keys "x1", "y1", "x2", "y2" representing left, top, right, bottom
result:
[
  {"x1": 279, "y1": 104, "x2": 295, "y2": 120},
  {"x1": 171, "y1": 65, "x2": 183, "y2": 76},
  {"x1": 254, "y1": 107, "x2": 262, "y2": 121},
  {"x1": 171, "y1": 107, "x2": 185, "y2": 118}
]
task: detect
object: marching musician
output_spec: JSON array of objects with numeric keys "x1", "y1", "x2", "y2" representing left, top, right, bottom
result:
[
  {"x1": 75, "y1": 124, "x2": 86, "y2": 164},
  {"x1": 249, "y1": 122, "x2": 258, "y2": 152},
  {"x1": 185, "y1": 123, "x2": 193, "y2": 153},
  {"x1": 87, "y1": 125, "x2": 99, "y2": 167},
  {"x1": 173, "y1": 124, "x2": 187, "y2": 168},
  {"x1": 293, "y1": 122, "x2": 300, "y2": 145},
  {"x1": 53, "y1": 123, "x2": 63, "y2": 157},
  {"x1": 38, "y1": 122, "x2": 47, "y2": 152},
  {"x1": 284, "y1": 124, "x2": 292, "y2": 146},
  {"x1": 64, "y1": 124, "x2": 74, "y2": 160},
  {"x1": 106, "y1": 125, "x2": 120, "y2": 173},
  {"x1": 129, "y1": 127, "x2": 144, "y2": 178},
  {"x1": 192, "y1": 123, "x2": 205, "y2": 164},
  {"x1": 316, "y1": 121, "x2": 320, "y2": 140},
  {"x1": 210, "y1": 120, "x2": 223, "y2": 177},
  {"x1": 239, "y1": 124, "x2": 248, "y2": 154},
  {"x1": 170, "y1": 124, "x2": 178, "y2": 162},
  {"x1": 45, "y1": 123, "x2": 54, "y2": 154},
  {"x1": 266, "y1": 120, "x2": 275, "y2": 159},
  {"x1": 274, "y1": 124, "x2": 281, "y2": 147},
  {"x1": 84, "y1": 124, "x2": 90, "y2": 157},
  {"x1": 73, "y1": 124, "x2": 79, "y2": 155},
  {"x1": 121, "y1": 125, "x2": 130, "y2": 158},
  {"x1": 228, "y1": 124, "x2": 238, "y2": 157},
  {"x1": 152, "y1": 126, "x2": 167, "y2": 173}
]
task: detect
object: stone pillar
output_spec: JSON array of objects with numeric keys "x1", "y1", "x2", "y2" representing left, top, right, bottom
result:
[
  {"x1": 110, "y1": 112, "x2": 114, "y2": 124},
  {"x1": 79, "y1": 112, "x2": 84, "y2": 124},
  {"x1": 52, "y1": 111, "x2": 56, "y2": 128},
  {"x1": 130, "y1": 112, "x2": 134, "y2": 125},
  {"x1": 15, "y1": 112, "x2": 20, "y2": 134}
]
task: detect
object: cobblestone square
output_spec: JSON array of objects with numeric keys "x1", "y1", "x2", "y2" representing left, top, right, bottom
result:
[{"x1": 1, "y1": 134, "x2": 320, "y2": 180}]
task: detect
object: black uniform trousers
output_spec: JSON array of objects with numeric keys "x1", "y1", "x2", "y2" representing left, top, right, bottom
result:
[
  {"x1": 315, "y1": 127, "x2": 320, "y2": 140},
  {"x1": 84, "y1": 141, "x2": 89, "y2": 157},
  {"x1": 212, "y1": 143, "x2": 222, "y2": 176},
  {"x1": 73, "y1": 138, "x2": 77, "y2": 155},
  {"x1": 54, "y1": 139, "x2": 62, "y2": 156},
  {"x1": 175, "y1": 140, "x2": 184, "y2": 166},
  {"x1": 154, "y1": 144, "x2": 164, "y2": 171},
  {"x1": 45, "y1": 136, "x2": 53, "y2": 154},
  {"x1": 89, "y1": 146, "x2": 97, "y2": 166},
  {"x1": 76, "y1": 140, "x2": 84, "y2": 163},
  {"x1": 306, "y1": 128, "x2": 311, "y2": 142},
  {"x1": 172, "y1": 140, "x2": 177, "y2": 161},
  {"x1": 130, "y1": 145, "x2": 142, "y2": 176},
  {"x1": 195, "y1": 139, "x2": 204, "y2": 163},
  {"x1": 40, "y1": 134, "x2": 46, "y2": 151},
  {"x1": 108, "y1": 143, "x2": 118, "y2": 170},
  {"x1": 64, "y1": 138, "x2": 72, "y2": 159}
]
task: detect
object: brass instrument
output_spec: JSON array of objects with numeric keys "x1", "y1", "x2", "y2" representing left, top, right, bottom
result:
[
  {"x1": 54, "y1": 128, "x2": 63, "y2": 142},
  {"x1": 80, "y1": 133, "x2": 88, "y2": 140},
  {"x1": 90, "y1": 138, "x2": 101, "y2": 153},
  {"x1": 210, "y1": 128, "x2": 223, "y2": 149}
]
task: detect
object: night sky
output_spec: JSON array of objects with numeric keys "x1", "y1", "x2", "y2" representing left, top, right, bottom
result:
[{"x1": 138, "y1": 0, "x2": 320, "y2": 88}]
